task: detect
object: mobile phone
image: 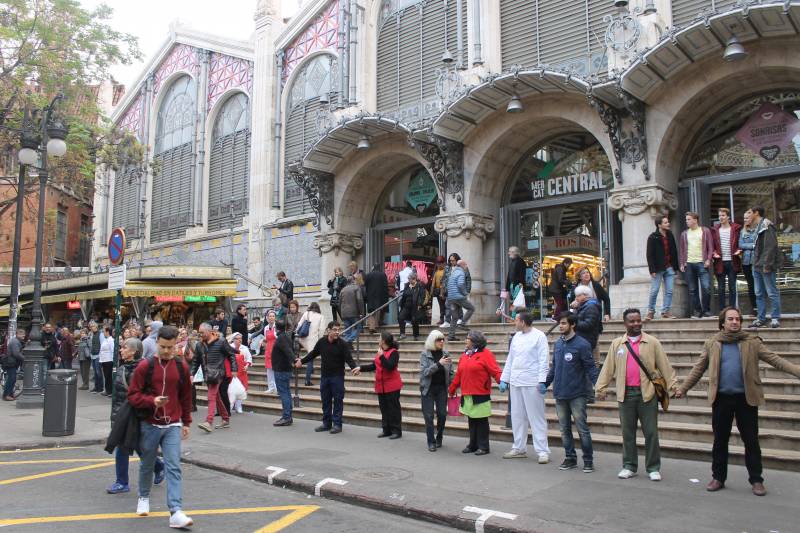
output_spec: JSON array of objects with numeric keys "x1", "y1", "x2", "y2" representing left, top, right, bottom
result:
[{"x1": 157, "y1": 395, "x2": 169, "y2": 402}]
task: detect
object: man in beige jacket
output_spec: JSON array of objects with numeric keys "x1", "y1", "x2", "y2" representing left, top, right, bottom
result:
[
  {"x1": 676, "y1": 306, "x2": 800, "y2": 496},
  {"x1": 596, "y1": 308, "x2": 677, "y2": 482}
]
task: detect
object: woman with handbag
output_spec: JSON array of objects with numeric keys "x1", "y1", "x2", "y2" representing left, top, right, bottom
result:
[
  {"x1": 228, "y1": 332, "x2": 252, "y2": 414},
  {"x1": 353, "y1": 332, "x2": 403, "y2": 439},
  {"x1": 296, "y1": 302, "x2": 326, "y2": 386},
  {"x1": 327, "y1": 267, "x2": 347, "y2": 322},
  {"x1": 261, "y1": 310, "x2": 278, "y2": 393},
  {"x1": 419, "y1": 330, "x2": 453, "y2": 451},
  {"x1": 448, "y1": 330, "x2": 502, "y2": 455}
]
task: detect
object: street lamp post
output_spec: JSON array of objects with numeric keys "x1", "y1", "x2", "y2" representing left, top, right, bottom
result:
[{"x1": 12, "y1": 94, "x2": 69, "y2": 409}]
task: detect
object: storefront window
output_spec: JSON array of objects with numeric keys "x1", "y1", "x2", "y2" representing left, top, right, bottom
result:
[{"x1": 375, "y1": 166, "x2": 440, "y2": 225}]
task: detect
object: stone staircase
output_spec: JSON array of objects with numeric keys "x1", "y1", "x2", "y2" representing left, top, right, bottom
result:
[{"x1": 198, "y1": 318, "x2": 800, "y2": 471}]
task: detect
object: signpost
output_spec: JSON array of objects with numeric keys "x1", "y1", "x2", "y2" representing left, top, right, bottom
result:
[{"x1": 108, "y1": 229, "x2": 126, "y2": 385}]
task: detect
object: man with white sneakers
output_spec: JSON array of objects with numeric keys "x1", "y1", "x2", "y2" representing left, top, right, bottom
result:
[
  {"x1": 499, "y1": 312, "x2": 551, "y2": 464},
  {"x1": 127, "y1": 325, "x2": 194, "y2": 529},
  {"x1": 596, "y1": 309, "x2": 677, "y2": 482}
]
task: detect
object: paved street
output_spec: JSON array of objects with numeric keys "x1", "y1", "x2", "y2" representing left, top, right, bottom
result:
[{"x1": 0, "y1": 445, "x2": 457, "y2": 532}]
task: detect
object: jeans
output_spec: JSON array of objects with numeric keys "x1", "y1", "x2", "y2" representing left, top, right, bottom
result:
[
  {"x1": 647, "y1": 268, "x2": 675, "y2": 313},
  {"x1": 342, "y1": 317, "x2": 361, "y2": 343},
  {"x1": 79, "y1": 359, "x2": 91, "y2": 387},
  {"x1": 205, "y1": 381, "x2": 229, "y2": 424},
  {"x1": 753, "y1": 270, "x2": 780, "y2": 321},
  {"x1": 115, "y1": 446, "x2": 163, "y2": 487},
  {"x1": 91, "y1": 358, "x2": 104, "y2": 392},
  {"x1": 448, "y1": 298, "x2": 474, "y2": 339},
  {"x1": 274, "y1": 371, "x2": 293, "y2": 421},
  {"x1": 555, "y1": 396, "x2": 593, "y2": 463},
  {"x1": 716, "y1": 261, "x2": 737, "y2": 309},
  {"x1": 2, "y1": 366, "x2": 17, "y2": 398},
  {"x1": 320, "y1": 375, "x2": 345, "y2": 428},
  {"x1": 138, "y1": 423, "x2": 182, "y2": 512},
  {"x1": 619, "y1": 387, "x2": 660, "y2": 473},
  {"x1": 305, "y1": 361, "x2": 314, "y2": 384},
  {"x1": 711, "y1": 393, "x2": 763, "y2": 484},
  {"x1": 742, "y1": 264, "x2": 757, "y2": 313},
  {"x1": 684, "y1": 262, "x2": 711, "y2": 315},
  {"x1": 421, "y1": 384, "x2": 447, "y2": 445}
]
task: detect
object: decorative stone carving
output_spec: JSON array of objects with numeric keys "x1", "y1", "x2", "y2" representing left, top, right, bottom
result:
[
  {"x1": 608, "y1": 185, "x2": 678, "y2": 221},
  {"x1": 313, "y1": 232, "x2": 364, "y2": 257},
  {"x1": 254, "y1": 0, "x2": 276, "y2": 20},
  {"x1": 434, "y1": 213, "x2": 495, "y2": 241},
  {"x1": 287, "y1": 163, "x2": 334, "y2": 229},
  {"x1": 408, "y1": 133, "x2": 465, "y2": 210}
]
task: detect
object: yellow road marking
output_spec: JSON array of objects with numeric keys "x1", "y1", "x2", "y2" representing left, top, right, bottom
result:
[
  {"x1": 0, "y1": 458, "x2": 138, "y2": 485},
  {"x1": 0, "y1": 505, "x2": 320, "y2": 532},
  {"x1": 0, "y1": 447, "x2": 86, "y2": 454},
  {"x1": 0, "y1": 459, "x2": 115, "y2": 465}
]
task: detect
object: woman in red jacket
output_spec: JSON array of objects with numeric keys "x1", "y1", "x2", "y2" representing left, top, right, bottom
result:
[
  {"x1": 353, "y1": 332, "x2": 403, "y2": 439},
  {"x1": 261, "y1": 310, "x2": 278, "y2": 394},
  {"x1": 449, "y1": 330, "x2": 502, "y2": 455}
]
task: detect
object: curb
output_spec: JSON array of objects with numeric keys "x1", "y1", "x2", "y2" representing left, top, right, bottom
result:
[
  {"x1": 0, "y1": 438, "x2": 106, "y2": 452},
  {"x1": 181, "y1": 454, "x2": 537, "y2": 533}
]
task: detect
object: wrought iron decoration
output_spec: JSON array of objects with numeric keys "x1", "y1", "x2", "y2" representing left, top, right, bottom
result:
[
  {"x1": 407, "y1": 132, "x2": 465, "y2": 210},
  {"x1": 287, "y1": 162, "x2": 335, "y2": 229}
]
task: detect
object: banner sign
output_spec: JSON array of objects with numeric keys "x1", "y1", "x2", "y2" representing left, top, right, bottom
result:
[
  {"x1": 405, "y1": 170, "x2": 438, "y2": 211},
  {"x1": 531, "y1": 170, "x2": 607, "y2": 199},
  {"x1": 736, "y1": 103, "x2": 800, "y2": 161}
]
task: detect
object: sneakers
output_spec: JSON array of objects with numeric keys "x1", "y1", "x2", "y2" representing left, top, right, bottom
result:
[
  {"x1": 329, "y1": 426, "x2": 342, "y2": 434},
  {"x1": 751, "y1": 482, "x2": 767, "y2": 496},
  {"x1": 537, "y1": 454, "x2": 550, "y2": 464},
  {"x1": 583, "y1": 462, "x2": 594, "y2": 473},
  {"x1": 273, "y1": 418, "x2": 292, "y2": 426},
  {"x1": 661, "y1": 311, "x2": 676, "y2": 319},
  {"x1": 136, "y1": 497, "x2": 150, "y2": 516},
  {"x1": 617, "y1": 468, "x2": 636, "y2": 479},
  {"x1": 456, "y1": 319, "x2": 463, "y2": 326},
  {"x1": 314, "y1": 425, "x2": 331, "y2": 432},
  {"x1": 441, "y1": 322, "x2": 450, "y2": 328},
  {"x1": 749, "y1": 319, "x2": 767, "y2": 328},
  {"x1": 214, "y1": 420, "x2": 230, "y2": 429},
  {"x1": 649, "y1": 471, "x2": 662, "y2": 482},
  {"x1": 644, "y1": 310, "x2": 655, "y2": 321},
  {"x1": 197, "y1": 422, "x2": 213, "y2": 433},
  {"x1": 558, "y1": 458, "x2": 577, "y2": 470},
  {"x1": 106, "y1": 482, "x2": 129, "y2": 494},
  {"x1": 169, "y1": 510, "x2": 193, "y2": 529},
  {"x1": 502, "y1": 449, "x2": 527, "y2": 459},
  {"x1": 771, "y1": 319, "x2": 780, "y2": 328},
  {"x1": 397, "y1": 335, "x2": 407, "y2": 340}
]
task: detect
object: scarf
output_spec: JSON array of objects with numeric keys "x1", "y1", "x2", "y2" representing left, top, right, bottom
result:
[{"x1": 713, "y1": 330, "x2": 754, "y2": 344}]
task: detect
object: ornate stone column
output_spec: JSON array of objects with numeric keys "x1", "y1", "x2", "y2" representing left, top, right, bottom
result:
[
  {"x1": 314, "y1": 231, "x2": 364, "y2": 321},
  {"x1": 434, "y1": 212, "x2": 496, "y2": 321}
]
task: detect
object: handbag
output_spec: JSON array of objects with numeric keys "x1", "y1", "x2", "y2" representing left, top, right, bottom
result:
[
  {"x1": 192, "y1": 366, "x2": 204, "y2": 384},
  {"x1": 511, "y1": 288, "x2": 526, "y2": 309},
  {"x1": 447, "y1": 396, "x2": 462, "y2": 417},
  {"x1": 625, "y1": 341, "x2": 670, "y2": 412},
  {"x1": 296, "y1": 319, "x2": 310, "y2": 338},
  {"x1": 205, "y1": 367, "x2": 224, "y2": 385}
]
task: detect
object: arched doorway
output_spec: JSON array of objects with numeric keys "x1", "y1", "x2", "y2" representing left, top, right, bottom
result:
[
  {"x1": 680, "y1": 90, "x2": 800, "y2": 314},
  {"x1": 500, "y1": 132, "x2": 615, "y2": 320}
]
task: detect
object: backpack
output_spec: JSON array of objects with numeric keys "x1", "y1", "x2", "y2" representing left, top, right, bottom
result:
[{"x1": 135, "y1": 357, "x2": 187, "y2": 420}]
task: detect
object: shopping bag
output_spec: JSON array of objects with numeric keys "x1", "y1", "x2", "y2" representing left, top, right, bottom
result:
[
  {"x1": 228, "y1": 376, "x2": 247, "y2": 405},
  {"x1": 511, "y1": 288, "x2": 526, "y2": 310},
  {"x1": 192, "y1": 366, "x2": 204, "y2": 384},
  {"x1": 447, "y1": 396, "x2": 461, "y2": 417}
]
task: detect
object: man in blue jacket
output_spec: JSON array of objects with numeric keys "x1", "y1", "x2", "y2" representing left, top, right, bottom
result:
[
  {"x1": 445, "y1": 260, "x2": 475, "y2": 341},
  {"x1": 545, "y1": 312, "x2": 599, "y2": 473}
]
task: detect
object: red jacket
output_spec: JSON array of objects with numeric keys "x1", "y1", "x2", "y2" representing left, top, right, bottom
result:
[
  {"x1": 449, "y1": 348, "x2": 502, "y2": 396},
  {"x1": 128, "y1": 357, "x2": 192, "y2": 427},
  {"x1": 372, "y1": 348, "x2": 402, "y2": 394},
  {"x1": 712, "y1": 222, "x2": 742, "y2": 274}
]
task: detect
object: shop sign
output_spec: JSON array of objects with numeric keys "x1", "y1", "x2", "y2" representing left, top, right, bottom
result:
[
  {"x1": 184, "y1": 295, "x2": 217, "y2": 303},
  {"x1": 541, "y1": 235, "x2": 599, "y2": 254},
  {"x1": 531, "y1": 170, "x2": 607, "y2": 199},
  {"x1": 405, "y1": 170, "x2": 438, "y2": 211},
  {"x1": 155, "y1": 296, "x2": 183, "y2": 303},
  {"x1": 736, "y1": 103, "x2": 800, "y2": 161},
  {"x1": 66, "y1": 300, "x2": 81, "y2": 310}
]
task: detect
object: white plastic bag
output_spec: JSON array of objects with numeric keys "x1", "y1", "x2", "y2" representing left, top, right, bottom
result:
[
  {"x1": 512, "y1": 289, "x2": 526, "y2": 310},
  {"x1": 192, "y1": 366, "x2": 204, "y2": 383},
  {"x1": 228, "y1": 376, "x2": 247, "y2": 405}
]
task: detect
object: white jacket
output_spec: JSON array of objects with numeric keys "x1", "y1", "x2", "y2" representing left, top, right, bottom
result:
[
  {"x1": 297, "y1": 310, "x2": 326, "y2": 353},
  {"x1": 98, "y1": 336, "x2": 115, "y2": 363},
  {"x1": 500, "y1": 328, "x2": 549, "y2": 387}
]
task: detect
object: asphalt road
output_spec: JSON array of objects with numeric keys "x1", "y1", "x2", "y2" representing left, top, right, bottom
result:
[{"x1": 0, "y1": 445, "x2": 457, "y2": 532}]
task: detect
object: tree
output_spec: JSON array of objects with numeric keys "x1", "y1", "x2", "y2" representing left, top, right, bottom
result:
[{"x1": 0, "y1": 0, "x2": 142, "y2": 215}]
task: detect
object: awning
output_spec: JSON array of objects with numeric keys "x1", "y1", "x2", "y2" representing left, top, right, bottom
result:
[
  {"x1": 41, "y1": 289, "x2": 118, "y2": 304},
  {"x1": 121, "y1": 280, "x2": 238, "y2": 298},
  {"x1": 0, "y1": 300, "x2": 31, "y2": 318}
]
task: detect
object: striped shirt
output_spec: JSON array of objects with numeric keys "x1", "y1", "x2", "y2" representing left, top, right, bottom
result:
[{"x1": 719, "y1": 226, "x2": 732, "y2": 261}]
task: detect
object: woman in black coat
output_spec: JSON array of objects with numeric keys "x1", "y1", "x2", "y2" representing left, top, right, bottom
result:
[
  {"x1": 364, "y1": 264, "x2": 389, "y2": 332},
  {"x1": 327, "y1": 267, "x2": 348, "y2": 321}
]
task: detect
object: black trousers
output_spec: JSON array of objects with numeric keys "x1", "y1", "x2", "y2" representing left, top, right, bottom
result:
[
  {"x1": 101, "y1": 362, "x2": 113, "y2": 394},
  {"x1": 79, "y1": 359, "x2": 91, "y2": 387},
  {"x1": 331, "y1": 305, "x2": 341, "y2": 322},
  {"x1": 398, "y1": 308, "x2": 420, "y2": 337},
  {"x1": 467, "y1": 416, "x2": 490, "y2": 452},
  {"x1": 421, "y1": 384, "x2": 447, "y2": 445},
  {"x1": 378, "y1": 391, "x2": 402, "y2": 436},
  {"x1": 218, "y1": 377, "x2": 231, "y2": 417},
  {"x1": 436, "y1": 296, "x2": 446, "y2": 322},
  {"x1": 712, "y1": 393, "x2": 763, "y2": 484},
  {"x1": 742, "y1": 265, "x2": 757, "y2": 312}
]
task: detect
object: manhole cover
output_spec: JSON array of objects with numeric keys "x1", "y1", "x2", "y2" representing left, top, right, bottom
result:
[{"x1": 348, "y1": 467, "x2": 412, "y2": 482}]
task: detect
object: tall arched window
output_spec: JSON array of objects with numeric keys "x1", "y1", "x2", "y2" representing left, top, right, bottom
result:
[
  {"x1": 208, "y1": 93, "x2": 251, "y2": 231},
  {"x1": 151, "y1": 76, "x2": 197, "y2": 243},
  {"x1": 112, "y1": 166, "x2": 141, "y2": 238},
  {"x1": 284, "y1": 54, "x2": 337, "y2": 217}
]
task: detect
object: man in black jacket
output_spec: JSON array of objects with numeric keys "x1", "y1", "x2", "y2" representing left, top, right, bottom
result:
[
  {"x1": 196, "y1": 323, "x2": 237, "y2": 433},
  {"x1": 271, "y1": 323, "x2": 296, "y2": 427},
  {"x1": 645, "y1": 215, "x2": 679, "y2": 320},
  {"x1": 231, "y1": 304, "x2": 249, "y2": 345},
  {"x1": 2, "y1": 329, "x2": 25, "y2": 400},
  {"x1": 296, "y1": 321, "x2": 357, "y2": 434},
  {"x1": 398, "y1": 273, "x2": 426, "y2": 341},
  {"x1": 506, "y1": 246, "x2": 527, "y2": 298},
  {"x1": 548, "y1": 258, "x2": 572, "y2": 319},
  {"x1": 364, "y1": 264, "x2": 389, "y2": 333},
  {"x1": 274, "y1": 271, "x2": 294, "y2": 304}
]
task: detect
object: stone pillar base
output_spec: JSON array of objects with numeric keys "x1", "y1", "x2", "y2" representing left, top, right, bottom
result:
[{"x1": 610, "y1": 276, "x2": 689, "y2": 319}]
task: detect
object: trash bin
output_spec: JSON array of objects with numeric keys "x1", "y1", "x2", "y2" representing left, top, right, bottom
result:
[{"x1": 42, "y1": 369, "x2": 78, "y2": 437}]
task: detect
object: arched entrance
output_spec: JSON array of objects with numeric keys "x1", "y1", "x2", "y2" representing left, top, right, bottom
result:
[
  {"x1": 680, "y1": 90, "x2": 800, "y2": 314},
  {"x1": 500, "y1": 132, "x2": 615, "y2": 320}
]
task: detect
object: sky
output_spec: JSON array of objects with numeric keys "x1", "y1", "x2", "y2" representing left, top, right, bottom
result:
[{"x1": 80, "y1": 0, "x2": 300, "y2": 91}]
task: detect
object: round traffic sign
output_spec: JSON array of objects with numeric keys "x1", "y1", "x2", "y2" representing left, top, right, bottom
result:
[{"x1": 108, "y1": 227, "x2": 126, "y2": 266}]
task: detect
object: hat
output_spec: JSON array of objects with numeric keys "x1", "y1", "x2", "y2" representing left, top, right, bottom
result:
[{"x1": 436, "y1": 255, "x2": 446, "y2": 264}]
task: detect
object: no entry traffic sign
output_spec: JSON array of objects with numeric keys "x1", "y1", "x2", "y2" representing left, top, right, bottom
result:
[{"x1": 108, "y1": 227, "x2": 126, "y2": 266}]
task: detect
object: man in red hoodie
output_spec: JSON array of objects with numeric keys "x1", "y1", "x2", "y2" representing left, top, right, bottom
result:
[{"x1": 127, "y1": 325, "x2": 193, "y2": 529}]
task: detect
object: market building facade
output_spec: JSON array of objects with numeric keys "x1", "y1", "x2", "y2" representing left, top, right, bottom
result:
[{"x1": 92, "y1": 0, "x2": 800, "y2": 320}]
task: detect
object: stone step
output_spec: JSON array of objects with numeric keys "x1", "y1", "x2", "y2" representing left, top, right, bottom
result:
[{"x1": 196, "y1": 395, "x2": 800, "y2": 471}]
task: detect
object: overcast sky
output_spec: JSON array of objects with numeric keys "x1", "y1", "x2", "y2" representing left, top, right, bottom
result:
[{"x1": 81, "y1": 0, "x2": 299, "y2": 91}]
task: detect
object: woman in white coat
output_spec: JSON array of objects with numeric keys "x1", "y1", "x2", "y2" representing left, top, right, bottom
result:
[{"x1": 296, "y1": 302, "x2": 326, "y2": 385}]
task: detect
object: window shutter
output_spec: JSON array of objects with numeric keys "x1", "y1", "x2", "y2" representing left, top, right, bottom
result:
[
  {"x1": 151, "y1": 143, "x2": 193, "y2": 243},
  {"x1": 500, "y1": 0, "x2": 538, "y2": 69},
  {"x1": 538, "y1": 0, "x2": 586, "y2": 68},
  {"x1": 588, "y1": 0, "x2": 614, "y2": 76},
  {"x1": 283, "y1": 98, "x2": 324, "y2": 218},
  {"x1": 377, "y1": 13, "x2": 399, "y2": 112},
  {"x1": 420, "y1": 2, "x2": 447, "y2": 102},
  {"x1": 112, "y1": 168, "x2": 140, "y2": 239},
  {"x1": 398, "y1": 7, "x2": 422, "y2": 110}
]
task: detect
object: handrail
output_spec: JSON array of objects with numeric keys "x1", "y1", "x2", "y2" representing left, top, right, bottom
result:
[{"x1": 341, "y1": 292, "x2": 403, "y2": 335}]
